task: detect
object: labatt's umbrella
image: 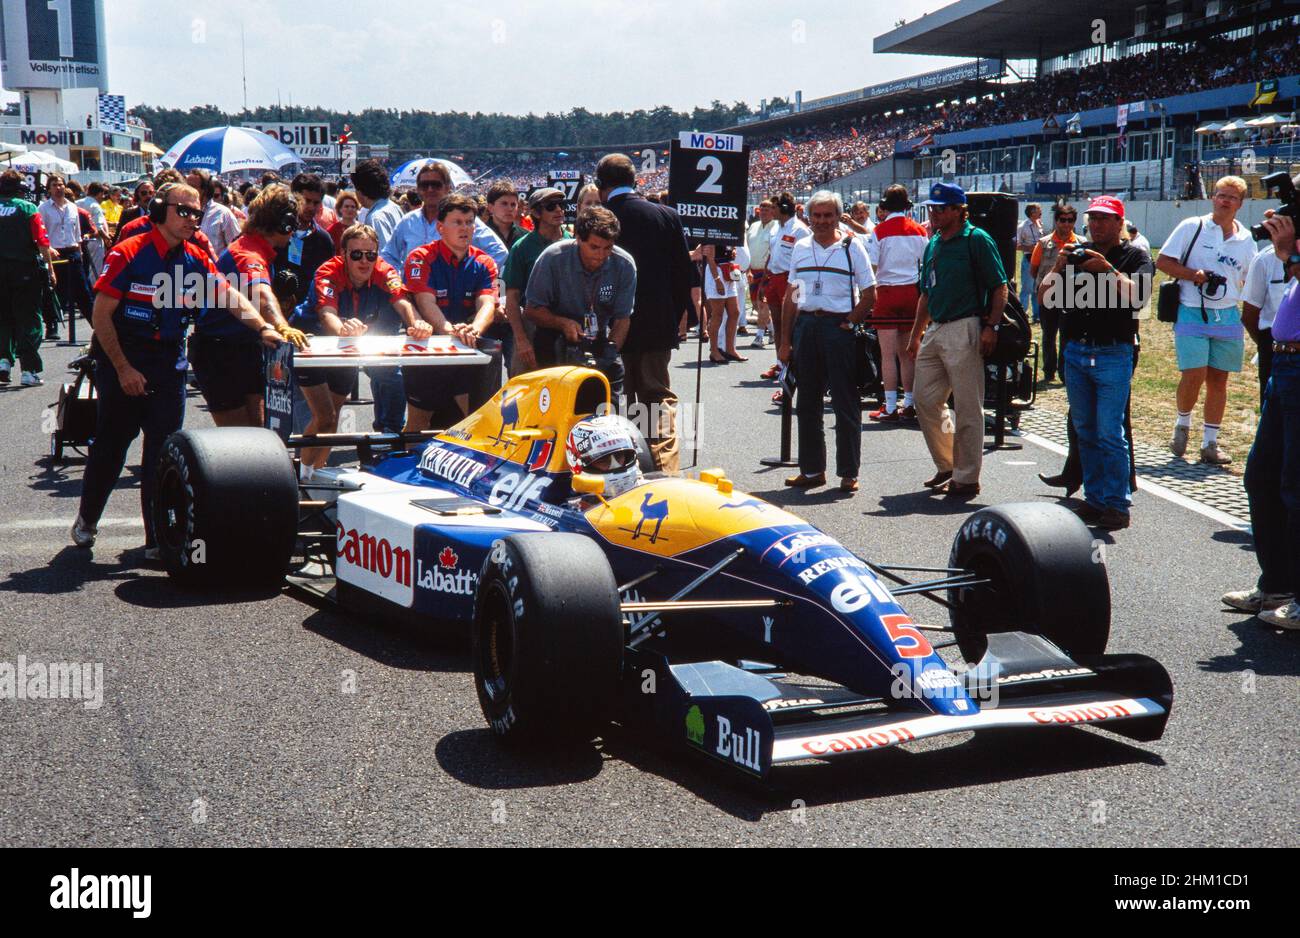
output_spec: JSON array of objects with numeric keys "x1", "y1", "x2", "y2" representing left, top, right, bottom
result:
[
  {"x1": 389, "y1": 157, "x2": 472, "y2": 188},
  {"x1": 162, "y1": 126, "x2": 302, "y2": 174}
]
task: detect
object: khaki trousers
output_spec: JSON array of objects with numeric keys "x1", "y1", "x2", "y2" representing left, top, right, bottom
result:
[
  {"x1": 914, "y1": 316, "x2": 985, "y2": 485},
  {"x1": 623, "y1": 349, "x2": 680, "y2": 473}
]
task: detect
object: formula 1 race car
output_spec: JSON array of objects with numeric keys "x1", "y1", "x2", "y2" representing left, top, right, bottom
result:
[{"x1": 153, "y1": 364, "x2": 1172, "y2": 780}]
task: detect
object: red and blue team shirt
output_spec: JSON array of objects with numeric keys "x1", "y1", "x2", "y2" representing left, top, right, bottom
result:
[
  {"x1": 95, "y1": 229, "x2": 224, "y2": 343},
  {"x1": 294, "y1": 254, "x2": 408, "y2": 334},
  {"x1": 117, "y1": 213, "x2": 217, "y2": 260},
  {"x1": 403, "y1": 240, "x2": 497, "y2": 325},
  {"x1": 198, "y1": 231, "x2": 277, "y2": 340}
]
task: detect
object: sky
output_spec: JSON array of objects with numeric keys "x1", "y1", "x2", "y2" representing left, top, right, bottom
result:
[{"x1": 1, "y1": 0, "x2": 967, "y2": 116}]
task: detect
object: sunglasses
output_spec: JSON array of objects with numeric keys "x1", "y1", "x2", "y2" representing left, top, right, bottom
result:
[
  {"x1": 539, "y1": 200, "x2": 565, "y2": 212},
  {"x1": 170, "y1": 204, "x2": 202, "y2": 221},
  {"x1": 418, "y1": 180, "x2": 447, "y2": 191},
  {"x1": 348, "y1": 250, "x2": 379, "y2": 262},
  {"x1": 1058, "y1": 215, "x2": 1077, "y2": 222}
]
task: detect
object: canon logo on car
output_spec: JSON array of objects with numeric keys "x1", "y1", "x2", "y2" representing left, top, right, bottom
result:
[
  {"x1": 1028, "y1": 703, "x2": 1131, "y2": 725},
  {"x1": 336, "y1": 523, "x2": 411, "y2": 587},
  {"x1": 799, "y1": 725, "x2": 917, "y2": 756}
]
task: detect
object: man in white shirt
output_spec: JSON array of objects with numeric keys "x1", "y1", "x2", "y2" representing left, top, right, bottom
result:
[
  {"x1": 744, "y1": 199, "x2": 778, "y2": 347},
  {"x1": 72, "y1": 180, "x2": 109, "y2": 275},
  {"x1": 351, "y1": 159, "x2": 404, "y2": 248},
  {"x1": 1155, "y1": 174, "x2": 1258, "y2": 464},
  {"x1": 763, "y1": 191, "x2": 811, "y2": 370},
  {"x1": 776, "y1": 190, "x2": 876, "y2": 494},
  {"x1": 187, "y1": 169, "x2": 241, "y2": 259},
  {"x1": 39, "y1": 173, "x2": 94, "y2": 324},
  {"x1": 1242, "y1": 246, "x2": 1289, "y2": 403},
  {"x1": 1015, "y1": 204, "x2": 1044, "y2": 322}
]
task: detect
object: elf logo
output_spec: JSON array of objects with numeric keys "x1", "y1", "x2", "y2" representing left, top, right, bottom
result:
[{"x1": 489, "y1": 471, "x2": 552, "y2": 512}]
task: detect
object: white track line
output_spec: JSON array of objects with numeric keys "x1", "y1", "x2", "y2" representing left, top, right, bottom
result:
[
  {"x1": 1018, "y1": 431, "x2": 1251, "y2": 533},
  {"x1": 0, "y1": 517, "x2": 142, "y2": 531}
]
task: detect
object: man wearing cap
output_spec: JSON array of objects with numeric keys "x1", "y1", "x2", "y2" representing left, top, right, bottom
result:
[
  {"x1": 906, "y1": 182, "x2": 1008, "y2": 498},
  {"x1": 503, "y1": 187, "x2": 570, "y2": 374},
  {"x1": 1038, "y1": 196, "x2": 1152, "y2": 530}
]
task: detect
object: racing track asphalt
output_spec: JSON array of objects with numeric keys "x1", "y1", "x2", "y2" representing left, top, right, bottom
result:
[{"x1": 0, "y1": 334, "x2": 1296, "y2": 847}]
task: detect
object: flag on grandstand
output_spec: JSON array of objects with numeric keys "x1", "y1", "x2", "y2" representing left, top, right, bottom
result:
[
  {"x1": 1116, "y1": 103, "x2": 1129, "y2": 152},
  {"x1": 1251, "y1": 79, "x2": 1279, "y2": 106},
  {"x1": 850, "y1": 127, "x2": 859, "y2": 138},
  {"x1": 1066, "y1": 113, "x2": 1082, "y2": 135},
  {"x1": 1042, "y1": 114, "x2": 1060, "y2": 135},
  {"x1": 97, "y1": 94, "x2": 127, "y2": 134}
]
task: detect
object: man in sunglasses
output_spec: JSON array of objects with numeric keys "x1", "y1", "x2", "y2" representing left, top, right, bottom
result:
[
  {"x1": 191, "y1": 184, "x2": 309, "y2": 428},
  {"x1": 72, "y1": 183, "x2": 282, "y2": 559},
  {"x1": 502, "y1": 186, "x2": 571, "y2": 375},
  {"x1": 379, "y1": 161, "x2": 507, "y2": 273},
  {"x1": 1029, "y1": 202, "x2": 1080, "y2": 383}
]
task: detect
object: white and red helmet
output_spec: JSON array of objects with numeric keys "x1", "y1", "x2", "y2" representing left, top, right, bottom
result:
[{"x1": 565, "y1": 415, "x2": 642, "y2": 497}]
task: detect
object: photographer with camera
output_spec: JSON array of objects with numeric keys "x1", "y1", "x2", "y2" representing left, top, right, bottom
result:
[
  {"x1": 524, "y1": 205, "x2": 636, "y2": 396},
  {"x1": 1039, "y1": 196, "x2": 1153, "y2": 531},
  {"x1": 1155, "y1": 175, "x2": 1258, "y2": 465},
  {"x1": 1223, "y1": 210, "x2": 1300, "y2": 630}
]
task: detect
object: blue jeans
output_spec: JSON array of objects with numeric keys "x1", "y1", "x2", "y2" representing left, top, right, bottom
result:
[
  {"x1": 1244, "y1": 352, "x2": 1300, "y2": 596},
  {"x1": 366, "y1": 365, "x2": 406, "y2": 432},
  {"x1": 1063, "y1": 341, "x2": 1132, "y2": 512},
  {"x1": 1019, "y1": 256, "x2": 1040, "y2": 321}
]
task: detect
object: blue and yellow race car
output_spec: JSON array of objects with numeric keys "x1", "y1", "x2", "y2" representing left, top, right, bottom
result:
[{"x1": 153, "y1": 365, "x2": 1173, "y2": 780}]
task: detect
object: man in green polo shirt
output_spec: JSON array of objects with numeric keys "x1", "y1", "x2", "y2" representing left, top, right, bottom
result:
[
  {"x1": 906, "y1": 182, "x2": 1008, "y2": 498},
  {"x1": 503, "y1": 186, "x2": 571, "y2": 374},
  {"x1": 0, "y1": 170, "x2": 58, "y2": 386}
]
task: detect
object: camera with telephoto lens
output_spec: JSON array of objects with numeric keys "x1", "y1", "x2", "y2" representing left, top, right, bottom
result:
[
  {"x1": 1064, "y1": 246, "x2": 1092, "y2": 266},
  {"x1": 1249, "y1": 172, "x2": 1300, "y2": 242}
]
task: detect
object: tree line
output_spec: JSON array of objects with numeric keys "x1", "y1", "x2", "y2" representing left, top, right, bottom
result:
[{"x1": 131, "y1": 99, "x2": 787, "y2": 152}]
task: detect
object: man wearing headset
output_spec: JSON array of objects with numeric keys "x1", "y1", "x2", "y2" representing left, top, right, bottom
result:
[
  {"x1": 190, "y1": 184, "x2": 309, "y2": 427},
  {"x1": 71, "y1": 183, "x2": 283, "y2": 559}
]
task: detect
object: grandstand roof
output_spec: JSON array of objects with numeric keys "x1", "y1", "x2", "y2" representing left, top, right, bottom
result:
[{"x1": 873, "y1": 0, "x2": 1146, "y2": 60}]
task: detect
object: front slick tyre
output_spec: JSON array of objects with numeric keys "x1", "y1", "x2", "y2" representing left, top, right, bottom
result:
[
  {"x1": 948, "y1": 502, "x2": 1110, "y2": 662},
  {"x1": 473, "y1": 534, "x2": 623, "y2": 746},
  {"x1": 153, "y1": 428, "x2": 298, "y2": 589}
]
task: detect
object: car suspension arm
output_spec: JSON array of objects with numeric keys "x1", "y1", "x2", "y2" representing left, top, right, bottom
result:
[{"x1": 627, "y1": 548, "x2": 746, "y2": 647}]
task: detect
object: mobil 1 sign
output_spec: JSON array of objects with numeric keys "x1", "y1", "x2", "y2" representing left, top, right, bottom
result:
[{"x1": 668, "y1": 131, "x2": 749, "y2": 245}]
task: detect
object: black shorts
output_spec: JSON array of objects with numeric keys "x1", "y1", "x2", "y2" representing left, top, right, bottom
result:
[
  {"x1": 403, "y1": 364, "x2": 478, "y2": 411},
  {"x1": 189, "y1": 334, "x2": 264, "y2": 412},
  {"x1": 297, "y1": 366, "x2": 358, "y2": 397}
]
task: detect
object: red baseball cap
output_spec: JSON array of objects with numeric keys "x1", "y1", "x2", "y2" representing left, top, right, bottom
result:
[{"x1": 1086, "y1": 195, "x2": 1125, "y2": 217}]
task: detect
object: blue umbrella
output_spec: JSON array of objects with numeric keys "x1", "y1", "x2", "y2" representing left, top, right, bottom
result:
[
  {"x1": 389, "y1": 157, "x2": 472, "y2": 188},
  {"x1": 161, "y1": 126, "x2": 303, "y2": 174}
]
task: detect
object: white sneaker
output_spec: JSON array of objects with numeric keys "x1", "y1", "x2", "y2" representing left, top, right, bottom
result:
[
  {"x1": 750, "y1": 331, "x2": 766, "y2": 348},
  {"x1": 1222, "y1": 587, "x2": 1293, "y2": 613},
  {"x1": 20, "y1": 371, "x2": 43, "y2": 387},
  {"x1": 70, "y1": 515, "x2": 97, "y2": 548},
  {"x1": 1256, "y1": 602, "x2": 1300, "y2": 630}
]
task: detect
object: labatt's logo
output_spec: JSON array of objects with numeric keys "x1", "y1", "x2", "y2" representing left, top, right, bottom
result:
[{"x1": 416, "y1": 546, "x2": 478, "y2": 596}]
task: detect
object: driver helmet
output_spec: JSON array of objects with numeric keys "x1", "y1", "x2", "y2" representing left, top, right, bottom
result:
[{"x1": 565, "y1": 415, "x2": 643, "y2": 498}]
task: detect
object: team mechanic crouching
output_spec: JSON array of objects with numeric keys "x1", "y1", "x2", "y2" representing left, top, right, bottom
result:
[
  {"x1": 292, "y1": 223, "x2": 434, "y2": 476},
  {"x1": 190, "y1": 184, "x2": 308, "y2": 427},
  {"x1": 71, "y1": 183, "x2": 281, "y2": 556}
]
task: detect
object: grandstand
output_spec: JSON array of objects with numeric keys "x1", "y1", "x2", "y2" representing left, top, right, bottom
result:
[{"x1": 388, "y1": 1, "x2": 1300, "y2": 241}]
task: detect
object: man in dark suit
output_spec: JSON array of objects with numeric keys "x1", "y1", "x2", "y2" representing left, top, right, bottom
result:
[{"x1": 596, "y1": 154, "x2": 693, "y2": 473}]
